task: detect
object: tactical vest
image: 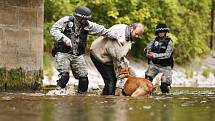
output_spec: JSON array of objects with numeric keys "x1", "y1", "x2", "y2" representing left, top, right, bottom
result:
[
  {"x1": 52, "y1": 16, "x2": 88, "y2": 56},
  {"x1": 151, "y1": 37, "x2": 174, "y2": 67}
]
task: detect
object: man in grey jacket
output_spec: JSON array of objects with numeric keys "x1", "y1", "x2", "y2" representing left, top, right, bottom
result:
[
  {"x1": 50, "y1": 6, "x2": 118, "y2": 93},
  {"x1": 90, "y1": 23, "x2": 144, "y2": 95}
]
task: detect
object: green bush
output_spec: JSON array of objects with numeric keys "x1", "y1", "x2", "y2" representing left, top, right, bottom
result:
[
  {"x1": 212, "y1": 69, "x2": 215, "y2": 76},
  {"x1": 202, "y1": 68, "x2": 211, "y2": 78},
  {"x1": 43, "y1": 52, "x2": 53, "y2": 80},
  {"x1": 185, "y1": 68, "x2": 194, "y2": 78}
]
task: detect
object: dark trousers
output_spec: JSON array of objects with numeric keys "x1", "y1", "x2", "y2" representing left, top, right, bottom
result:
[{"x1": 90, "y1": 54, "x2": 117, "y2": 95}]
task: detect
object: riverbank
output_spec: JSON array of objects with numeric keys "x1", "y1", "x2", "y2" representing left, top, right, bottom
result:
[{"x1": 43, "y1": 54, "x2": 215, "y2": 90}]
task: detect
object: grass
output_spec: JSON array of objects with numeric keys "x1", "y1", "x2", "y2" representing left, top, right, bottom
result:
[
  {"x1": 43, "y1": 52, "x2": 54, "y2": 80},
  {"x1": 202, "y1": 68, "x2": 211, "y2": 78},
  {"x1": 202, "y1": 68, "x2": 215, "y2": 78},
  {"x1": 185, "y1": 68, "x2": 194, "y2": 78},
  {"x1": 212, "y1": 69, "x2": 215, "y2": 76}
]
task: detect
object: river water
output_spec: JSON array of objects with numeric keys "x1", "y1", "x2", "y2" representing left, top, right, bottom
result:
[{"x1": 0, "y1": 87, "x2": 215, "y2": 121}]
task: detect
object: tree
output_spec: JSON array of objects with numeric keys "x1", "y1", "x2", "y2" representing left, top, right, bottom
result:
[{"x1": 44, "y1": 0, "x2": 213, "y2": 64}]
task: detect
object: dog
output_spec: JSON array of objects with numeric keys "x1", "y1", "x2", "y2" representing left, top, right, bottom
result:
[{"x1": 115, "y1": 67, "x2": 162, "y2": 97}]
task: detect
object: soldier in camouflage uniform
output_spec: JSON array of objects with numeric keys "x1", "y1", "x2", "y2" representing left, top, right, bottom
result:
[
  {"x1": 145, "y1": 23, "x2": 174, "y2": 93},
  {"x1": 50, "y1": 6, "x2": 118, "y2": 93}
]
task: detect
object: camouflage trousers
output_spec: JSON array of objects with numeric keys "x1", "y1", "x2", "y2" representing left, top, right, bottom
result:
[
  {"x1": 145, "y1": 63, "x2": 172, "y2": 84},
  {"x1": 55, "y1": 52, "x2": 88, "y2": 78}
]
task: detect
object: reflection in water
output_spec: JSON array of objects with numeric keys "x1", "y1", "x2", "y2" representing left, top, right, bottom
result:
[
  {"x1": 0, "y1": 87, "x2": 215, "y2": 121},
  {"x1": 41, "y1": 96, "x2": 129, "y2": 121}
]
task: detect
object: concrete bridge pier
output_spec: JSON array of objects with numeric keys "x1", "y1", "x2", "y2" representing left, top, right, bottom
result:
[{"x1": 0, "y1": 0, "x2": 44, "y2": 91}]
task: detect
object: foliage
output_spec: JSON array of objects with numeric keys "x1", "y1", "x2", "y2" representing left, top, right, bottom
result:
[
  {"x1": 43, "y1": 52, "x2": 53, "y2": 79},
  {"x1": 185, "y1": 68, "x2": 194, "y2": 78},
  {"x1": 44, "y1": 0, "x2": 213, "y2": 64},
  {"x1": 0, "y1": 67, "x2": 43, "y2": 91},
  {"x1": 212, "y1": 69, "x2": 215, "y2": 76},
  {"x1": 202, "y1": 68, "x2": 211, "y2": 78},
  {"x1": 202, "y1": 68, "x2": 215, "y2": 78}
]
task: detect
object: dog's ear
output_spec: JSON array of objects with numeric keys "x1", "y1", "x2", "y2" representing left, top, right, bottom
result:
[
  {"x1": 119, "y1": 67, "x2": 129, "y2": 74},
  {"x1": 118, "y1": 67, "x2": 129, "y2": 78}
]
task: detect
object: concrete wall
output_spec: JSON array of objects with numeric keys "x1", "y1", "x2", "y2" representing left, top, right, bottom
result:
[{"x1": 0, "y1": 0, "x2": 44, "y2": 91}]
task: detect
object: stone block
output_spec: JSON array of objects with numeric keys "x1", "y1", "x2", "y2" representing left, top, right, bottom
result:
[
  {"x1": 17, "y1": 51, "x2": 38, "y2": 70},
  {"x1": 19, "y1": 9, "x2": 37, "y2": 28},
  {"x1": 30, "y1": 29, "x2": 43, "y2": 69},
  {"x1": 0, "y1": 48, "x2": 39, "y2": 71},
  {"x1": 4, "y1": 0, "x2": 18, "y2": 6},
  {"x1": 0, "y1": 5, "x2": 18, "y2": 26},
  {"x1": 30, "y1": 29, "x2": 43, "y2": 51},
  {"x1": 0, "y1": 0, "x2": 3, "y2": 4},
  {"x1": 0, "y1": 49, "x2": 18, "y2": 69},
  {"x1": 0, "y1": 28, "x2": 3, "y2": 57},
  {"x1": 19, "y1": 0, "x2": 43, "y2": 8},
  {"x1": 37, "y1": 9, "x2": 44, "y2": 28},
  {"x1": 5, "y1": 28, "x2": 30, "y2": 49},
  {"x1": 0, "y1": 29, "x2": 8, "y2": 50},
  {"x1": 0, "y1": 28, "x2": 3, "y2": 45},
  {"x1": 4, "y1": 0, "x2": 43, "y2": 8}
]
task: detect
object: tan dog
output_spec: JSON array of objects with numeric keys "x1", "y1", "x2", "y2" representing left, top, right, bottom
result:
[{"x1": 115, "y1": 68, "x2": 161, "y2": 97}]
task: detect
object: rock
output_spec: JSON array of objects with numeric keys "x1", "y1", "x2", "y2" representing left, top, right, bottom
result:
[{"x1": 46, "y1": 85, "x2": 76, "y2": 96}]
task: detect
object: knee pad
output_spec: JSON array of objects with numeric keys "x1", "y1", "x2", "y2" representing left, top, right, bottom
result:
[
  {"x1": 78, "y1": 77, "x2": 89, "y2": 92},
  {"x1": 160, "y1": 83, "x2": 170, "y2": 93},
  {"x1": 57, "y1": 72, "x2": 69, "y2": 88}
]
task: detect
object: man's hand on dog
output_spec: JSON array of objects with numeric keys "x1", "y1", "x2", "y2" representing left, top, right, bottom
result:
[{"x1": 117, "y1": 38, "x2": 126, "y2": 46}]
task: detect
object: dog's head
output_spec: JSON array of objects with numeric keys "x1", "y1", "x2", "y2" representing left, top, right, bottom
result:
[{"x1": 118, "y1": 67, "x2": 130, "y2": 79}]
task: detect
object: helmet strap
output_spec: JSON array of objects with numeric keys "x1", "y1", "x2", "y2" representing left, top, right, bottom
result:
[{"x1": 157, "y1": 32, "x2": 167, "y2": 39}]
